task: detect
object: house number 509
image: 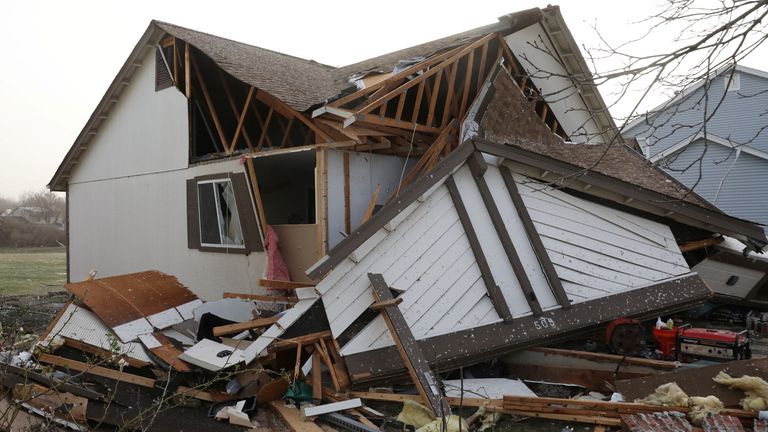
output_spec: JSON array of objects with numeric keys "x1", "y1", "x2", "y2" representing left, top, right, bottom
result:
[{"x1": 533, "y1": 317, "x2": 555, "y2": 330}]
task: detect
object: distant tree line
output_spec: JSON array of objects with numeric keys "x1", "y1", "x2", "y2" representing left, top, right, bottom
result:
[{"x1": 0, "y1": 190, "x2": 66, "y2": 248}]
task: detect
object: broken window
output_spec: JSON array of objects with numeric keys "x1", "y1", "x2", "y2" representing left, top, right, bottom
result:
[
  {"x1": 186, "y1": 173, "x2": 263, "y2": 253},
  {"x1": 197, "y1": 179, "x2": 244, "y2": 248}
]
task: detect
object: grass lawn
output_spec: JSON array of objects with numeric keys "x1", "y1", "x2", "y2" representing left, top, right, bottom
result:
[{"x1": 0, "y1": 247, "x2": 67, "y2": 295}]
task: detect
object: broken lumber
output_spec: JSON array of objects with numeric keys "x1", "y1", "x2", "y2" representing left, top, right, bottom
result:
[
  {"x1": 212, "y1": 316, "x2": 280, "y2": 336},
  {"x1": 259, "y1": 279, "x2": 315, "y2": 290},
  {"x1": 369, "y1": 298, "x2": 402, "y2": 310},
  {"x1": 38, "y1": 354, "x2": 156, "y2": 388},
  {"x1": 270, "y1": 400, "x2": 325, "y2": 432},
  {"x1": 223, "y1": 292, "x2": 298, "y2": 303},
  {"x1": 302, "y1": 399, "x2": 362, "y2": 418},
  {"x1": 368, "y1": 273, "x2": 451, "y2": 417}
]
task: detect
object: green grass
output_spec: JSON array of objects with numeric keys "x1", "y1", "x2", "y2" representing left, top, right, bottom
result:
[{"x1": 0, "y1": 247, "x2": 67, "y2": 295}]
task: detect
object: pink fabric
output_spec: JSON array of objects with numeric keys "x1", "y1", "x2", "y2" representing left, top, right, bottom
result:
[{"x1": 264, "y1": 226, "x2": 290, "y2": 281}]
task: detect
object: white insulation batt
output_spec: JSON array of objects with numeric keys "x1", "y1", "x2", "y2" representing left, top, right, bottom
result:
[{"x1": 313, "y1": 162, "x2": 691, "y2": 357}]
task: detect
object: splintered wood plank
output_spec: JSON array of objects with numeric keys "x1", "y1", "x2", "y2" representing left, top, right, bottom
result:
[
  {"x1": 361, "y1": 184, "x2": 381, "y2": 225},
  {"x1": 190, "y1": 52, "x2": 229, "y2": 149},
  {"x1": 212, "y1": 316, "x2": 280, "y2": 337},
  {"x1": 145, "y1": 332, "x2": 192, "y2": 372},
  {"x1": 38, "y1": 354, "x2": 156, "y2": 388},
  {"x1": 367, "y1": 273, "x2": 450, "y2": 417},
  {"x1": 259, "y1": 279, "x2": 315, "y2": 290},
  {"x1": 311, "y1": 351, "x2": 322, "y2": 401},
  {"x1": 270, "y1": 401, "x2": 325, "y2": 432},
  {"x1": 445, "y1": 176, "x2": 512, "y2": 322},
  {"x1": 223, "y1": 292, "x2": 298, "y2": 303}
]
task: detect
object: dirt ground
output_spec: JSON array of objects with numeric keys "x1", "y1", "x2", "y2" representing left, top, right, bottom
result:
[{"x1": 0, "y1": 291, "x2": 70, "y2": 337}]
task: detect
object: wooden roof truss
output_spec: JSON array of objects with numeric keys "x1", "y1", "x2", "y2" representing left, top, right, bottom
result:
[
  {"x1": 315, "y1": 33, "x2": 567, "y2": 150},
  {"x1": 160, "y1": 36, "x2": 332, "y2": 160}
]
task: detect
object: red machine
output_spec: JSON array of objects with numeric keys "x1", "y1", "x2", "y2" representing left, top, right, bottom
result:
[{"x1": 653, "y1": 325, "x2": 751, "y2": 361}]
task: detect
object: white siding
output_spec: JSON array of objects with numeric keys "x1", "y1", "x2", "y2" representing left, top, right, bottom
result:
[
  {"x1": 68, "y1": 49, "x2": 189, "y2": 185},
  {"x1": 69, "y1": 159, "x2": 267, "y2": 300},
  {"x1": 516, "y1": 174, "x2": 690, "y2": 303},
  {"x1": 505, "y1": 24, "x2": 604, "y2": 143},
  {"x1": 320, "y1": 162, "x2": 691, "y2": 357},
  {"x1": 66, "y1": 49, "x2": 266, "y2": 300}
]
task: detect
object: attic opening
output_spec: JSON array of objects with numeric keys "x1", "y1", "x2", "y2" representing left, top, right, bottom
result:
[{"x1": 156, "y1": 37, "x2": 321, "y2": 162}]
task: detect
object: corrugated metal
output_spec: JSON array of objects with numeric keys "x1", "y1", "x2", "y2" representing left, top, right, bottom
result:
[
  {"x1": 323, "y1": 161, "x2": 691, "y2": 357},
  {"x1": 40, "y1": 304, "x2": 153, "y2": 363}
]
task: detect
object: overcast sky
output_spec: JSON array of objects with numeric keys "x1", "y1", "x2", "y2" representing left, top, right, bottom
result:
[{"x1": 1, "y1": 0, "x2": 767, "y2": 199}]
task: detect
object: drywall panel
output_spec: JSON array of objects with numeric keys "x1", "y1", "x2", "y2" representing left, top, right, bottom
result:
[
  {"x1": 69, "y1": 49, "x2": 189, "y2": 184},
  {"x1": 68, "y1": 159, "x2": 267, "y2": 300}
]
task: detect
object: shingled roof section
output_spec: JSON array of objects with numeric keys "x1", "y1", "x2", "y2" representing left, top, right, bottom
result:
[
  {"x1": 155, "y1": 21, "x2": 339, "y2": 112},
  {"x1": 468, "y1": 64, "x2": 719, "y2": 211}
]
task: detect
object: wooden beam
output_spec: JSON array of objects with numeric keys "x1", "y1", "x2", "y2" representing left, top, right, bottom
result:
[
  {"x1": 223, "y1": 292, "x2": 298, "y2": 303},
  {"x1": 270, "y1": 400, "x2": 325, "y2": 432},
  {"x1": 459, "y1": 49, "x2": 475, "y2": 120},
  {"x1": 212, "y1": 316, "x2": 281, "y2": 337},
  {"x1": 190, "y1": 52, "x2": 229, "y2": 151},
  {"x1": 314, "y1": 341, "x2": 341, "y2": 392},
  {"x1": 38, "y1": 354, "x2": 156, "y2": 388},
  {"x1": 360, "y1": 184, "x2": 381, "y2": 225},
  {"x1": 353, "y1": 114, "x2": 442, "y2": 134},
  {"x1": 62, "y1": 337, "x2": 151, "y2": 369},
  {"x1": 260, "y1": 279, "x2": 315, "y2": 290},
  {"x1": 678, "y1": 237, "x2": 724, "y2": 252},
  {"x1": 370, "y1": 297, "x2": 403, "y2": 310},
  {"x1": 367, "y1": 273, "x2": 450, "y2": 417},
  {"x1": 440, "y1": 62, "x2": 459, "y2": 127},
  {"x1": 230, "y1": 86, "x2": 255, "y2": 153},
  {"x1": 256, "y1": 108, "x2": 274, "y2": 151},
  {"x1": 425, "y1": 69, "x2": 443, "y2": 127},
  {"x1": 184, "y1": 42, "x2": 191, "y2": 99},
  {"x1": 344, "y1": 152, "x2": 351, "y2": 234},
  {"x1": 476, "y1": 42, "x2": 489, "y2": 95},
  {"x1": 281, "y1": 117, "x2": 295, "y2": 148},
  {"x1": 246, "y1": 157, "x2": 269, "y2": 233},
  {"x1": 468, "y1": 153, "x2": 543, "y2": 316},
  {"x1": 254, "y1": 90, "x2": 332, "y2": 143},
  {"x1": 268, "y1": 331, "x2": 333, "y2": 351},
  {"x1": 445, "y1": 175, "x2": 513, "y2": 322},
  {"x1": 311, "y1": 351, "x2": 322, "y2": 401},
  {"x1": 499, "y1": 165, "x2": 571, "y2": 309}
]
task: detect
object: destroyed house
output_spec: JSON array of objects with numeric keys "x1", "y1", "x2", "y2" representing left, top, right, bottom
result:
[
  {"x1": 49, "y1": 6, "x2": 621, "y2": 299},
  {"x1": 38, "y1": 4, "x2": 768, "y2": 421}
]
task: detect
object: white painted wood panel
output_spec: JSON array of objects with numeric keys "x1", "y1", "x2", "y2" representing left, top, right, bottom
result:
[
  {"x1": 452, "y1": 166, "x2": 533, "y2": 317},
  {"x1": 485, "y1": 166, "x2": 558, "y2": 308}
]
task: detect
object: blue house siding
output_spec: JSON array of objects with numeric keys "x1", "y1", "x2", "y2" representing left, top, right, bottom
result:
[
  {"x1": 625, "y1": 71, "x2": 768, "y2": 157},
  {"x1": 624, "y1": 67, "x2": 768, "y2": 235},
  {"x1": 662, "y1": 139, "x2": 768, "y2": 232}
]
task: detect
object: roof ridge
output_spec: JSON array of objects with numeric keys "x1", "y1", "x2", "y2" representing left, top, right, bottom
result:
[{"x1": 152, "y1": 20, "x2": 337, "y2": 70}]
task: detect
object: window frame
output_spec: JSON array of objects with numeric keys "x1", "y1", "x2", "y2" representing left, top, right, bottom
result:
[
  {"x1": 196, "y1": 178, "x2": 246, "y2": 250},
  {"x1": 186, "y1": 172, "x2": 263, "y2": 254}
]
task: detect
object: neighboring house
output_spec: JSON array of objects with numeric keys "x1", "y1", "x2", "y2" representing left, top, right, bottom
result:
[
  {"x1": 49, "y1": 5, "x2": 766, "y2": 307},
  {"x1": 3, "y1": 206, "x2": 62, "y2": 225},
  {"x1": 623, "y1": 64, "x2": 768, "y2": 235}
]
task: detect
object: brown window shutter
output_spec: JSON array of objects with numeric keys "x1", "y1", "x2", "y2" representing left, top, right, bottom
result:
[
  {"x1": 186, "y1": 178, "x2": 201, "y2": 249},
  {"x1": 155, "y1": 48, "x2": 173, "y2": 91},
  {"x1": 231, "y1": 173, "x2": 264, "y2": 253}
]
